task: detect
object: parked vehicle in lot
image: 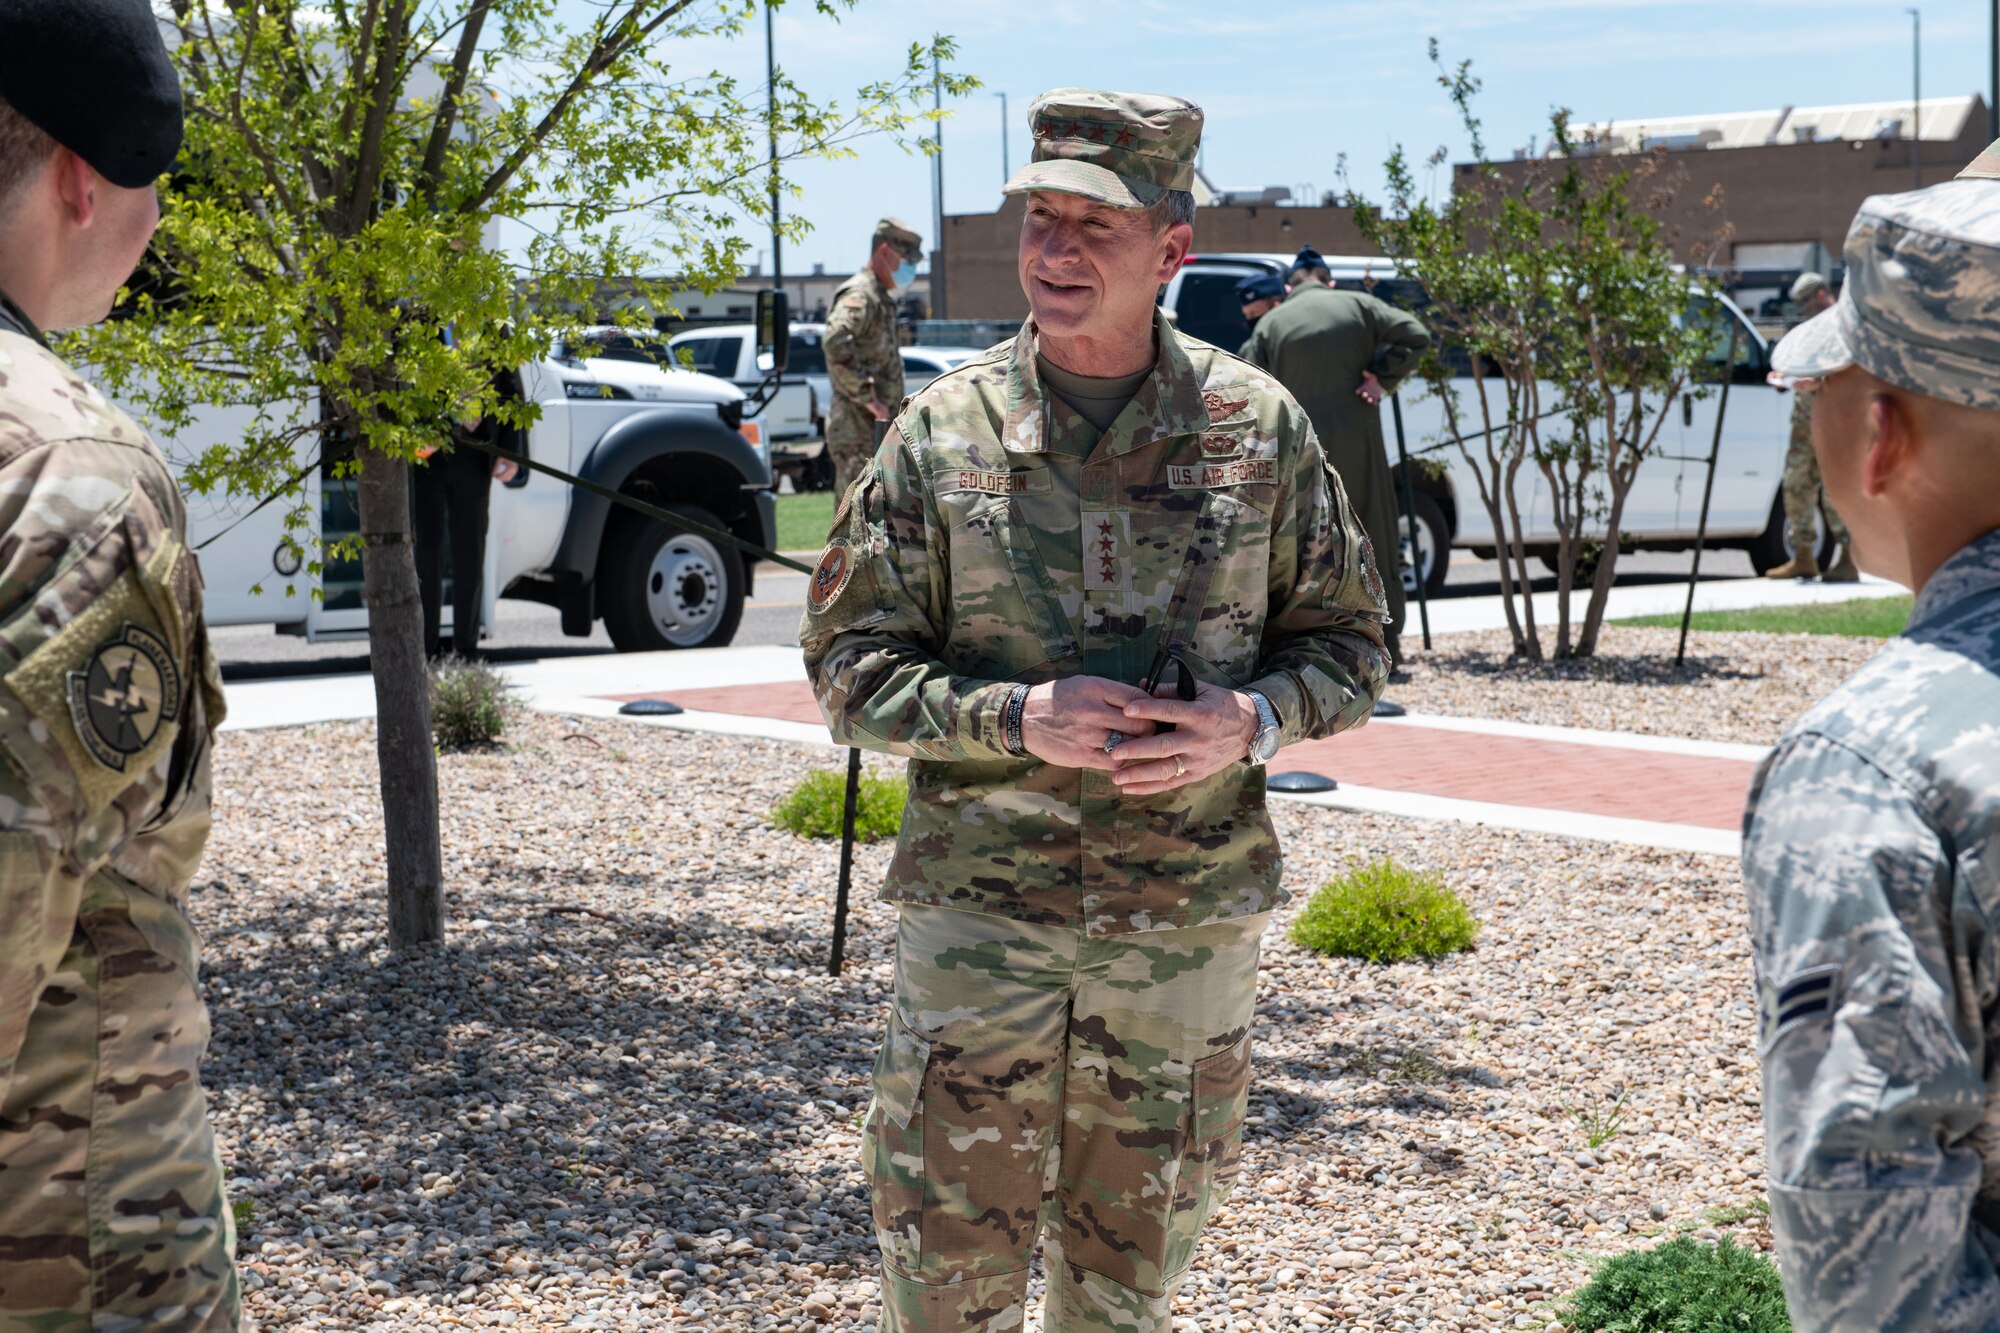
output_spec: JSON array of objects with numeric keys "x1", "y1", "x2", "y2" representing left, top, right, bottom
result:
[
  {"x1": 900, "y1": 345, "x2": 985, "y2": 393},
  {"x1": 1161, "y1": 253, "x2": 1813, "y2": 596},
  {"x1": 670, "y1": 321, "x2": 836, "y2": 489},
  {"x1": 155, "y1": 340, "x2": 777, "y2": 652},
  {"x1": 664, "y1": 323, "x2": 818, "y2": 441}
]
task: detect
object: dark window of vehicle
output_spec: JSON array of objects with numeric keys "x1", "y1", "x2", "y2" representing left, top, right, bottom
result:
[
  {"x1": 1175, "y1": 269, "x2": 1258, "y2": 351},
  {"x1": 1685, "y1": 295, "x2": 1766, "y2": 381},
  {"x1": 677, "y1": 336, "x2": 741, "y2": 377},
  {"x1": 901, "y1": 353, "x2": 938, "y2": 376},
  {"x1": 788, "y1": 332, "x2": 828, "y2": 376},
  {"x1": 574, "y1": 331, "x2": 669, "y2": 365}
]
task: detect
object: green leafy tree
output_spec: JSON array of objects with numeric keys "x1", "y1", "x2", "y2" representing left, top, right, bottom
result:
[
  {"x1": 76, "y1": 0, "x2": 968, "y2": 949},
  {"x1": 1346, "y1": 43, "x2": 1724, "y2": 660}
]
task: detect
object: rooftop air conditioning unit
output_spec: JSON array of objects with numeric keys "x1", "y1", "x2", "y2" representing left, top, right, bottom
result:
[{"x1": 1215, "y1": 185, "x2": 1292, "y2": 207}]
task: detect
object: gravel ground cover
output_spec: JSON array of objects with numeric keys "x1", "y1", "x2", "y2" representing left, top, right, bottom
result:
[
  {"x1": 201, "y1": 713, "x2": 1771, "y2": 1331},
  {"x1": 1388, "y1": 624, "x2": 1882, "y2": 745}
]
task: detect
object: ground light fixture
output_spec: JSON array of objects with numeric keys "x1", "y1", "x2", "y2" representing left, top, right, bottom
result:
[
  {"x1": 618, "y1": 698, "x2": 684, "y2": 716},
  {"x1": 1267, "y1": 771, "x2": 1338, "y2": 793}
]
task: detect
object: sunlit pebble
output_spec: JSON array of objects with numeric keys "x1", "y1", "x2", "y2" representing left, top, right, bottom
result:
[{"x1": 196, "y1": 647, "x2": 1788, "y2": 1330}]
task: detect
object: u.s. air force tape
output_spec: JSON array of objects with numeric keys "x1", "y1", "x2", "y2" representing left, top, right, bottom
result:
[{"x1": 808, "y1": 540, "x2": 857, "y2": 615}]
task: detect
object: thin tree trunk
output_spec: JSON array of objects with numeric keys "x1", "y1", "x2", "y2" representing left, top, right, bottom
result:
[
  {"x1": 356, "y1": 445, "x2": 444, "y2": 950},
  {"x1": 1576, "y1": 460, "x2": 1636, "y2": 656}
]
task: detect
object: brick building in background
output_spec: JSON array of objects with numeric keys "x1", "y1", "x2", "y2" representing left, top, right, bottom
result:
[
  {"x1": 938, "y1": 192, "x2": 1378, "y2": 322},
  {"x1": 1471, "y1": 95, "x2": 1991, "y2": 313}
]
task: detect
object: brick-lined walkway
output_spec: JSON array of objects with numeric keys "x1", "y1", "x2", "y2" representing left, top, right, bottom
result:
[{"x1": 614, "y1": 681, "x2": 1757, "y2": 832}]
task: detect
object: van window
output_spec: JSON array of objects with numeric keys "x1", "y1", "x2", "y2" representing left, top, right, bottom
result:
[
  {"x1": 1175, "y1": 270, "x2": 1257, "y2": 352},
  {"x1": 1685, "y1": 296, "x2": 1765, "y2": 380}
]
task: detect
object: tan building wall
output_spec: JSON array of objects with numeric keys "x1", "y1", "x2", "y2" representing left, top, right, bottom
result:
[
  {"x1": 1468, "y1": 102, "x2": 1991, "y2": 269},
  {"x1": 938, "y1": 194, "x2": 1381, "y2": 320}
]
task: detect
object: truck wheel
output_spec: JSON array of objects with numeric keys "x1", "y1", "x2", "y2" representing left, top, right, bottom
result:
[
  {"x1": 1746, "y1": 492, "x2": 1838, "y2": 575},
  {"x1": 599, "y1": 504, "x2": 746, "y2": 651},
  {"x1": 1400, "y1": 491, "x2": 1451, "y2": 598}
]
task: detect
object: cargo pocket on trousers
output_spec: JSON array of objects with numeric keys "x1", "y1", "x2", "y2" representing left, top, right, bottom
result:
[
  {"x1": 1166, "y1": 1033, "x2": 1252, "y2": 1278},
  {"x1": 863, "y1": 1010, "x2": 932, "y2": 1275}
]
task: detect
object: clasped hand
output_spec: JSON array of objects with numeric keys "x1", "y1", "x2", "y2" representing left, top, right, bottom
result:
[{"x1": 1018, "y1": 675, "x2": 1258, "y2": 796}]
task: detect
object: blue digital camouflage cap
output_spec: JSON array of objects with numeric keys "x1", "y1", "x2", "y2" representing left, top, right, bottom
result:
[
  {"x1": 1771, "y1": 179, "x2": 2000, "y2": 412},
  {"x1": 1003, "y1": 89, "x2": 1203, "y2": 209},
  {"x1": 1236, "y1": 272, "x2": 1285, "y2": 303}
]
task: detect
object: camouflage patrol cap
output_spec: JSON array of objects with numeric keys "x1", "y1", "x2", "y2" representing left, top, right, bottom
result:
[
  {"x1": 1771, "y1": 179, "x2": 2000, "y2": 412},
  {"x1": 874, "y1": 217, "x2": 922, "y2": 260},
  {"x1": 1959, "y1": 136, "x2": 2000, "y2": 180},
  {"x1": 1002, "y1": 88, "x2": 1203, "y2": 209},
  {"x1": 1788, "y1": 271, "x2": 1829, "y2": 305}
]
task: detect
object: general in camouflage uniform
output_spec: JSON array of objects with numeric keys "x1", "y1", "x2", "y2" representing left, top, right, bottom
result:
[
  {"x1": 1766, "y1": 272, "x2": 1856, "y2": 583},
  {"x1": 1747, "y1": 179, "x2": 2000, "y2": 1332},
  {"x1": 822, "y1": 217, "x2": 922, "y2": 497},
  {"x1": 0, "y1": 6, "x2": 240, "y2": 1327},
  {"x1": 1241, "y1": 254, "x2": 1430, "y2": 663},
  {"x1": 802, "y1": 90, "x2": 1388, "y2": 1332}
]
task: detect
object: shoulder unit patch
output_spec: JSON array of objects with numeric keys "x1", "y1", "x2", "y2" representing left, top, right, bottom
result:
[
  {"x1": 808, "y1": 540, "x2": 857, "y2": 615},
  {"x1": 67, "y1": 621, "x2": 181, "y2": 772}
]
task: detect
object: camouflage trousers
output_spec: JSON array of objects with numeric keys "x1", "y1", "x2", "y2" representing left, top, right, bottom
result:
[
  {"x1": 0, "y1": 869, "x2": 239, "y2": 1331},
  {"x1": 826, "y1": 397, "x2": 883, "y2": 499},
  {"x1": 864, "y1": 904, "x2": 1266, "y2": 1332},
  {"x1": 1782, "y1": 393, "x2": 1850, "y2": 556}
]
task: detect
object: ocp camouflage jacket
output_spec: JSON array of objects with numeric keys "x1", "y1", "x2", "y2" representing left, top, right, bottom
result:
[
  {"x1": 0, "y1": 321, "x2": 226, "y2": 1105},
  {"x1": 802, "y1": 314, "x2": 1389, "y2": 934}
]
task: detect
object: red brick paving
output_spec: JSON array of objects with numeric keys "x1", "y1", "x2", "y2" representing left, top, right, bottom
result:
[{"x1": 613, "y1": 680, "x2": 1754, "y2": 831}]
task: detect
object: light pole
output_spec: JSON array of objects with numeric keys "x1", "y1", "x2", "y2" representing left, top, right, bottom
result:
[
  {"x1": 996, "y1": 91, "x2": 1009, "y2": 184},
  {"x1": 1908, "y1": 7, "x2": 1922, "y2": 190},
  {"x1": 766, "y1": 1, "x2": 782, "y2": 292},
  {"x1": 930, "y1": 45, "x2": 945, "y2": 320}
]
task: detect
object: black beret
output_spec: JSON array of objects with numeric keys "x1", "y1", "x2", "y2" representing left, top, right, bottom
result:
[
  {"x1": 0, "y1": 0, "x2": 183, "y2": 189},
  {"x1": 1235, "y1": 272, "x2": 1284, "y2": 303}
]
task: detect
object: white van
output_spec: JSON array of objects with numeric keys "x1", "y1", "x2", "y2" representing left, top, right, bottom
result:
[
  {"x1": 158, "y1": 344, "x2": 778, "y2": 652},
  {"x1": 1162, "y1": 253, "x2": 1822, "y2": 594}
]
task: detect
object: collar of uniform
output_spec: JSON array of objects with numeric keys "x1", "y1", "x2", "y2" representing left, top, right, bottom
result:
[
  {"x1": 1000, "y1": 309, "x2": 1207, "y2": 456},
  {"x1": 0, "y1": 285, "x2": 48, "y2": 348},
  {"x1": 1281, "y1": 283, "x2": 1332, "y2": 305},
  {"x1": 1910, "y1": 527, "x2": 2000, "y2": 631}
]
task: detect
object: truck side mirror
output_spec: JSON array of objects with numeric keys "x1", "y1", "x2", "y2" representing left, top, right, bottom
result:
[{"x1": 758, "y1": 290, "x2": 790, "y2": 374}]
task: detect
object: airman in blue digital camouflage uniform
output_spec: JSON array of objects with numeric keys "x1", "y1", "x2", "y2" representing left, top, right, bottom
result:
[{"x1": 1747, "y1": 174, "x2": 2000, "y2": 1333}]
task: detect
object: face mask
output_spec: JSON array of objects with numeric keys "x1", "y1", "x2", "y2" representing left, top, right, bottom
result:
[{"x1": 893, "y1": 259, "x2": 917, "y2": 289}]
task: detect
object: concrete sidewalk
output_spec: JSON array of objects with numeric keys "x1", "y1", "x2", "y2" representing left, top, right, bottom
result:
[
  {"x1": 218, "y1": 570, "x2": 1896, "y2": 733},
  {"x1": 215, "y1": 572, "x2": 1879, "y2": 857}
]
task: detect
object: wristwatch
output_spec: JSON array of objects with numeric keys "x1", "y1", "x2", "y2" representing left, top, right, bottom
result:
[{"x1": 1242, "y1": 689, "x2": 1282, "y2": 766}]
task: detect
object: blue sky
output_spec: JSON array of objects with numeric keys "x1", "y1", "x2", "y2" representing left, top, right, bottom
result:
[{"x1": 663, "y1": 0, "x2": 1997, "y2": 279}]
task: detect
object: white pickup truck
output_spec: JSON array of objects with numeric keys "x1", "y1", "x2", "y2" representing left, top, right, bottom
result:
[
  {"x1": 1162, "y1": 253, "x2": 1824, "y2": 595},
  {"x1": 157, "y1": 341, "x2": 778, "y2": 652},
  {"x1": 669, "y1": 323, "x2": 828, "y2": 488}
]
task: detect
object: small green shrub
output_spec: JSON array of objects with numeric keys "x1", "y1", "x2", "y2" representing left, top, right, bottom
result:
[
  {"x1": 430, "y1": 656, "x2": 512, "y2": 750},
  {"x1": 771, "y1": 768, "x2": 905, "y2": 842},
  {"x1": 1563, "y1": 1236, "x2": 1790, "y2": 1333},
  {"x1": 1288, "y1": 858, "x2": 1478, "y2": 962}
]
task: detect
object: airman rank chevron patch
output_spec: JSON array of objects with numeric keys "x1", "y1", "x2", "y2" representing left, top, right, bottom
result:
[{"x1": 1759, "y1": 963, "x2": 1840, "y2": 1049}]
